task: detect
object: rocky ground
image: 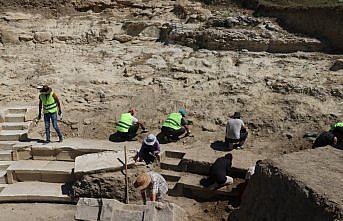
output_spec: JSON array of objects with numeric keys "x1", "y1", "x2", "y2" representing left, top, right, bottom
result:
[{"x1": 0, "y1": 0, "x2": 342, "y2": 220}]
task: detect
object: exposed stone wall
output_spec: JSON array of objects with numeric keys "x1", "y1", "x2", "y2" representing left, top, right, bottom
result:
[{"x1": 234, "y1": 147, "x2": 343, "y2": 221}]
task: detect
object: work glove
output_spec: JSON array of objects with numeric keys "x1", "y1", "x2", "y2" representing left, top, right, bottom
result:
[{"x1": 59, "y1": 112, "x2": 63, "y2": 120}]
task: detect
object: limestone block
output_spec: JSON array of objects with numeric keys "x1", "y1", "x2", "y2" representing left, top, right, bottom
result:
[
  {"x1": 56, "y1": 150, "x2": 80, "y2": 161},
  {"x1": 24, "y1": 107, "x2": 37, "y2": 121},
  {"x1": 74, "y1": 150, "x2": 135, "y2": 174},
  {"x1": 12, "y1": 149, "x2": 32, "y2": 161},
  {"x1": 144, "y1": 202, "x2": 188, "y2": 221},
  {"x1": 33, "y1": 31, "x2": 52, "y2": 43},
  {"x1": 139, "y1": 25, "x2": 161, "y2": 38},
  {"x1": 0, "y1": 28, "x2": 19, "y2": 44},
  {"x1": 19, "y1": 34, "x2": 34, "y2": 42}
]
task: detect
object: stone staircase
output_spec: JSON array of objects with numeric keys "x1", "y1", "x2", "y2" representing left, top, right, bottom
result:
[
  {"x1": 159, "y1": 150, "x2": 243, "y2": 201},
  {"x1": 0, "y1": 106, "x2": 74, "y2": 202},
  {"x1": 0, "y1": 107, "x2": 35, "y2": 141}
]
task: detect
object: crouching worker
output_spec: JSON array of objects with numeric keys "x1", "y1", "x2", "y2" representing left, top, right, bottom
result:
[
  {"x1": 116, "y1": 109, "x2": 147, "y2": 141},
  {"x1": 161, "y1": 108, "x2": 190, "y2": 142},
  {"x1": 313, "y1": 123, "x2": 343, "y2": 150},
  {"x1": 134, "y1": 172, "x2": 168, "y2": 204},
  {"x1": 200, "y1": 153, "x2": 234, "y2": 190},
  {"x1": 134, "y1": 134, "x2": 160, "y2": 164},
  {"x1": 225, "y1": 112, "x2": 248, "y2": 149}
]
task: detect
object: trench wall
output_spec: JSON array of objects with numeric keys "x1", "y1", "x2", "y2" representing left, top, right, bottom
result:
[{"x1": 234, "y1": 147, "x2": 343, "y2": 221}]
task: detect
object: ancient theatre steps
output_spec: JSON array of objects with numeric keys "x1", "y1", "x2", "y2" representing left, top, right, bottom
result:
[
  {"x1": 0, "y1": 182, "x2": 71, "y2": 203},
  {"x1": 0, "y1": 106, "x2": 36, "y2": 142}
]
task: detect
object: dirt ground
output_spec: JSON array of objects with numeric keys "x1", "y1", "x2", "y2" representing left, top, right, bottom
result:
[
  {"x1": 0, "y1": 203, "x2": 75, "y2": 221},
  {"x1": 0, "y1": 0, "x2": 342, "y2": 220}
]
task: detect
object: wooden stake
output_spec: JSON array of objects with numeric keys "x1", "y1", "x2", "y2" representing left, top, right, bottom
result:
[{"x1": 124, "y1": 145, "x2": 129, "y2": 204}]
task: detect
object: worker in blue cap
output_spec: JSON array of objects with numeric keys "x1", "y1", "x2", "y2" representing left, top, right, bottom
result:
[{"x1": 161, "y1": 108, "x2": 190, "y2": 142}]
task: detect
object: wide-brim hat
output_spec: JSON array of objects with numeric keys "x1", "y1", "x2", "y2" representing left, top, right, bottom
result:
[
  {"x1": 144, "y1": 134, "x2": 156, "y2": 146},
  {"x1": 134, "y1": 173, "x2": 151, "y2": 190}
]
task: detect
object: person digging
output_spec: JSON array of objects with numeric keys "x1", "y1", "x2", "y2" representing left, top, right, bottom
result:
[
  {"x1": 115, "y1": 109, "x2": 148, "y2": 141},
  {"x1": 37, "y1": 85, "x2": 63, "y2": 143},
  {"x1": 160, "y1": 108, "x2": 191, "y2": 142},
  {"x1": 200, "y1": 153, "x2": 234, "y2": 190},
  {"x1": 134, "y1": 134, "x2": 160, "y2": 165},
  {"x1": 134, "y1": 172, "x2": 168, "y2": 204}
]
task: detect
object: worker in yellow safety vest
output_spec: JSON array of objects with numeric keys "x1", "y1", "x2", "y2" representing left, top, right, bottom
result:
[
  {"x1": 38, "y1": 85, "x2": 63, "y2": 143},
  {"x1": 116, "y1": 109, "x2": 147, "y2": 141},
  {"x1": 161, "y1": 108, "x2": 190, "y2": 142}
]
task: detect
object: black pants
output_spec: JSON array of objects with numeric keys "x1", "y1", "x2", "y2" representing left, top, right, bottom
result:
[
  {"x1": 118, "y1": 124, "x2": 139, "y2": 141},
  {"x1": 161, "y1": 126, "x2": 186, "y2": 140},
  {"x1": 140, "y1": 149, "x2": 156, "y2": 165},
  {"x1": 225, "y1": 130, "x2": 248, "y2": 144}
]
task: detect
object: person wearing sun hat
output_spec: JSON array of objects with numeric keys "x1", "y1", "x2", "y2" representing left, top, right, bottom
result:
[
  {"x1": 37, "y1": 85, "x2": 63, "y2": 143},
  {"x1": 134, "y1": 171, "x2": 168, "y2": 204},
  {"x1": 161, "y1": 107, "x2": 190, "y2": 142},
  {"x1": 134, "y1": 134, "x2": 160, "y2": 164}
]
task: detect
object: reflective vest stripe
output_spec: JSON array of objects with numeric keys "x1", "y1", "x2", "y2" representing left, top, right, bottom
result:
[
  {"x1": 116, "y1": 113, "x2": 133, "y2": 133},
  {"x1": 40, "y1": 92, "x2": 58, "y2": 114},
  {"x1": 165, "y1": 118, "x2": 181, "y2": 127}
]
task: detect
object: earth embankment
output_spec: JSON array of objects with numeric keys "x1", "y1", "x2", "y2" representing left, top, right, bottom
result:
[
  {"x1": 233, "y1": 147, "x2": 343, "y2": 221},
  {"x1": 236, "y1": 0, "x2": 343, "y2": 53}
]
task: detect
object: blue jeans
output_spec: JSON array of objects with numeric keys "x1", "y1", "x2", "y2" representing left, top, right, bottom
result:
[{"x1": 44, "y1": 112, "x2": 63, "y2": 142}]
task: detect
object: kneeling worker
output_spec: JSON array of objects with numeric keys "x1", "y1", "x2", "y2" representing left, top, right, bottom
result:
[
  {"x1": 225, "y1": 112, "x2": 248, "y2": 149},
  {"x1": 134, "y1": 172, "x2": 168, "y2": 204},
  {"x1": 161, "y1": 108, "x2": 190, "y2": 141},
  {"x1": 201, "y1": 153, "x2": 234, "y2": 190},
  {"x1": 116, "y1": 109, "x2": 147, "y2": 141},
  {"x1": 134, "y1": 134, "x2": 160, "y2": 164}
]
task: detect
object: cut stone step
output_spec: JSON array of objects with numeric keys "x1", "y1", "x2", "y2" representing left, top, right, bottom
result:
[
  {"x1": 0, "y1": 150, "x2": 13, "y2": 161},
  {"x1": 6, "y1": 160, "x2": 74, "y2": 183},
  {"x1": 159, "y1": 169, "x2": 181, "y2": 182},
  {"x1": 6, "y1": 108, "x2": 27, "y2": 114},
  {"x1": 4, "y1": 114, "x2": 26, "y2": 123},
  {"x1": 0, "y1": 130, "x2": 28, "y2": 141},
  {"x1": 0, "y1": 141, "x2": 16, "y2": 150},
  {"x1": 0, "y1": 184, "x2": 8, "y2": 191},
  {"x1": 0, "y1": 170, "x2": 7, "y2": 184},
  {"x1": 0, "y1": 182, "x2": 72, "y2": 203},
  {"x1": 1, "y1": 122, "x2": 30, "y2": 130},
  {"x1": 0, "y1": 161, "x2": 13, "y2": 170},
  {"x1": 160, "y1": 157, "x2": 183, "y2": 171}
]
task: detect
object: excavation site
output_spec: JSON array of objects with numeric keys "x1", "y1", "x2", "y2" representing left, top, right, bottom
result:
[{"x1": 0, "y1": 0, "x2": 342, "y2": 220}]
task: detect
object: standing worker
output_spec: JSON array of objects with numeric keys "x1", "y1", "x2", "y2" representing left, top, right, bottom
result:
[
  {"x1": 38, "y1": 85, "x2": 63, "y2": 143},
  {"x1": 225, "y1": 112, "x2": 248, "y2": 149},
  {"x1": 161, "y1": 108, "x2": 190, "y2": 142},
  {"x1": 116, "y1": 109, "x2": 147, "y2": 141}
]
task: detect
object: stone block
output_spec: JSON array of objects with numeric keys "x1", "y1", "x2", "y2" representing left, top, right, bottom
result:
[
  {"x1": 12, "y1": 149, "x2": 32, "y2": 160},
  {"x1": 24, "y1": 107, "x2": 37, "y2": 121},
  {"x1": 56, "y1": 150, "x2": 81, "y2": 161},
  {"x1": 74, "y1": 151, "x2": 135, "y2": 175},
  {"x1": 33, "y1": 31, "x2": 52, "y2": 43}
]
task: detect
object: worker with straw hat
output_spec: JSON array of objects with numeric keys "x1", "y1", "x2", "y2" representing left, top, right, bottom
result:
[{"x1": 134, "y1": 172, "x2": 168, "y2": 204}]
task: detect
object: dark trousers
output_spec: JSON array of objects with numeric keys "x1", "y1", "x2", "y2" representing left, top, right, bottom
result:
[
  {"x1": 44, "y1": 112, "x2": 63, "y2": 142},
  {"x1": 140, "y1": 149, "x2": 156, "y2": 165},
  {"x1": 225, "y1": 131, "x2": 248, "y2": 145},
  {"x1": 161, "y1": 126, "x2": 186, "y2": 140},
  {"x1": 118, "y1": 124, "x2": 139, "y2": 141}
]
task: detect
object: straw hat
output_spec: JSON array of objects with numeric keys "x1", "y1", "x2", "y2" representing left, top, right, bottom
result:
[
  {"x1": 134, "y1": 173, "x2": 151, "y2": 190},
  {"x1": 144, "y1": 134, "x2": 156, "y2": 146}
]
